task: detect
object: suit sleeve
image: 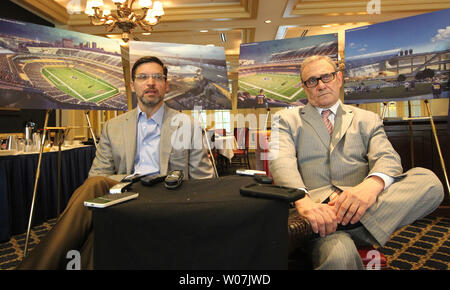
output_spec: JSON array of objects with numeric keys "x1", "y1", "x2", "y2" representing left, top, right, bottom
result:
[
  {"x1": 88, "y1": 121, "x2": 116, "y2": 177},
  {"x1": 269, "y1": 112, "x2": 306, "y2": 189},
  {"x1": 366, "y1": 113, "x2": 403, "y2": 178}
]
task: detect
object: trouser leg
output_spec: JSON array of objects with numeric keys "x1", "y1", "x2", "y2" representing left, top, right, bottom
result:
[
  {"x1": 308, "y1": 231, "x2": 364, "y2": 270},
  {"x1": 309, "y1": 167, "x2": 443, "y2": 270},
  {"x1": 17, "y1": 176, "x2": 118, "y2": 270},
  {"x1": 361, "y1": 167, "x2": 444, "y2": 246},
  {"x1": 80, "y1": 231, "x2": 94, "y2": 270}
]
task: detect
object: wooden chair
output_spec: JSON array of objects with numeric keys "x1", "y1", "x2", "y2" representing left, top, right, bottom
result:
[
  {"x1": 210, "y1": 129, "x2": 228, "y2": 174},
  {"x1": 231, "y1": 127, "x2": 250, "y2": 169}
]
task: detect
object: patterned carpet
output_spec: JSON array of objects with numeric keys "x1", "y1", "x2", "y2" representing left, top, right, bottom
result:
[
  {"x1": 377, "y1": 216, "x2": 449, "y2": 270},
  {"x1": 1, "y1": 216, "x2": 448, "y2": 270},
  {"x1": 0, "y1": 219, "x2": 56, "y2": 270}
]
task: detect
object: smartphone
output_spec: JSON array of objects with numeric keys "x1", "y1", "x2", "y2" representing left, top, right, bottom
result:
[
  {"x1": 254, "y1": 174, "x2": 273, "y2": 184},
  {"x1": 109, "y1": 182, "x2": 132, "y2": 194},
  {"x1": 141, "y1": 174, "x2": 166, "y2": 186},
  {"x1": 240, "y1": 183, "x2": 306, "y2": 202},
  {"x1": 121, "y1": 173, "x2": 147, "y2": 183},
  {"x1": 236, "y1": 169, "x2": 267, "y2": 176},
  {"x1": 84, "y1": 192, "x2": 139, "y2": 208}
]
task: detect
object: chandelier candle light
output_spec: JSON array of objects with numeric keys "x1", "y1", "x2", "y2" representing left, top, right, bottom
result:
[{"x1": 85, "y1": 0, "x2": 164, "y2": 42}]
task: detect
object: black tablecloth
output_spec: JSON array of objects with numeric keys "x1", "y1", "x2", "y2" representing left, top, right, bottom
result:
[
  {"x1": 93, "y1": 175, "x2": 289, "y2": 270},
  {"x1": 0, "y1": 146, "x2": 96, "y2": 242}
]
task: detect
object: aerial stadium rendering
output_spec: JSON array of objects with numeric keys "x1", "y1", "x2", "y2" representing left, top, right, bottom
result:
[
  {"x1": 238, "y1": 34, "x2": 338, "y2": 108},
  {"x1": 344, "y1": 9, "x2": 450, "y2": 104},
  {"x1": 129, "y1": 41, "x2": 231, "y2": 110},
  {"x1": 0, "y1": 18, "x2": 126, "y2": 111}
]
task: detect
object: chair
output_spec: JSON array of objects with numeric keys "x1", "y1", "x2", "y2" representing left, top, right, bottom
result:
[
  {"x1": 231, "y1": 127, "x2": 250, "y2": 169},
  {"x1": 209, "y1": 129, "x2": 228, "y2": 174}
]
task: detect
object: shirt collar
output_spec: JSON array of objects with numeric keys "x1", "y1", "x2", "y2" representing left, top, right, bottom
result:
[
  {"x1": 314, "y1": 100, "x2": 341, "y2": 116},
  {"x1": 137, "y1": 103, "x2": 165, "y2": 126}
]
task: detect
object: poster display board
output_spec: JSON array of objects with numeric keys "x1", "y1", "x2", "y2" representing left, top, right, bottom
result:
[
  {"x1": 0, "y1": 18, "x2": 127, "y2": 110},
  {"x1": 129, "y1": 41, "x2": 231, "y2": 110},
  {"x1": 237, "y1": 34, "x2": 338, "y2": 108},
  {"x1": 344, "y1": 9, "x2": 450, "y2": 104}
]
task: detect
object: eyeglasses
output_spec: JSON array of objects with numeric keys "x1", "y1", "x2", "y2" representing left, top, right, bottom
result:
[
  {"x1": 134, "y1": 73, "x2": 166, "y2": 82},
  {"x1": 303, "y1": 71, "x2": 338, "y2": 88}
]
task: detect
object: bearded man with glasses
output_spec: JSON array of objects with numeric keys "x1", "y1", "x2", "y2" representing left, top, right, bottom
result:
[
  {"x1": 18, "y1": 56, "x2": 214, "y2": 270},
  {"x1": 269, "y1": 55, "x2": 444, "y2": 269}
]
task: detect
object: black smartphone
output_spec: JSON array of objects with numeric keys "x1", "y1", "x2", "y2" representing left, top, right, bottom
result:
[
  {"x1": 254, "y1": 174, "x2": 273, "y2": 184},
  {"x1": 240, "y1": 183, "x2": 306, "y2": 202},
  {"x1": 141, "y1": 174, "x2": 166, "y2": 186},
  {"x1": 121, "y1": 173, "x2": 145, "y2": 183}
]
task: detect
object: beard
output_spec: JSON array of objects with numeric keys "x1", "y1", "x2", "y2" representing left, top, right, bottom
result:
[
  {"x1": 137, "y1": 88, "x2": 164, "y2": 107},
  {"x1": 138, "y1": 94, "x2": 163, "y2": 107}
]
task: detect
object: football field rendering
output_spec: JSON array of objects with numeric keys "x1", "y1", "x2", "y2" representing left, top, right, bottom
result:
[
  {"x1": 238, "y1": 34, "x2": 338, "y2": 108},
  {"x1": 41, "y1": 66, "x2": 119, "y2": 104},
  {"x1": 0, "y1": 17, "x2": 127, "y2": 111},
  {"x1": 238, "y1": 73, "x2": 306, "y2": 104}
]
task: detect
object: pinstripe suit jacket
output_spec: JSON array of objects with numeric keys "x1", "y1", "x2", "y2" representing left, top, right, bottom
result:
[
  {"x1": 89, "y1": 105, "x2": 214, "y2": 181},
  {"x1": 269, "y1": 102, "x2": 404, "y2": 203}
]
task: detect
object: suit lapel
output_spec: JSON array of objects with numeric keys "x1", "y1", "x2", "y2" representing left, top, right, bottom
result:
[
  {"x1": 124, "y1": 108, "x2": 138, "y2": 173},
  {"x1": 159, "y1": 106, "x2": 178, "y2": 175},
  {"x1": 330, "y1": 104, "x2": 354, "y2": 153},
  {"x1": 301, "y1": 103, "x2": 331, "y2": 148}
]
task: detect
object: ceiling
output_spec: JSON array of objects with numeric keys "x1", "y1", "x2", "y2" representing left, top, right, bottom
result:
[{"x1": 10, "y1": 0, "x2": 450, "y2": 74}]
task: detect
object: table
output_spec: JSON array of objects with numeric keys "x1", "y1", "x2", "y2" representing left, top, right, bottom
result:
[
  {"x1": 214, "y1": 135, "x2": 236, "y2": 160},
  {"x1": 205, "y1": 131, "x2": 236, "y2": 160},
  {"x1": 0, "y1": 145, "x2": 96, "y2": 242},
  {"x1": 93, "y1": 175, "x2": 289, "y2": 270}
]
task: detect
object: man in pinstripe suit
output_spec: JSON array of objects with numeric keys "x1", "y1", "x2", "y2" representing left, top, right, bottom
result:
[{"x1": 269, "y1": 55, "x2": 444, "y2": 269}]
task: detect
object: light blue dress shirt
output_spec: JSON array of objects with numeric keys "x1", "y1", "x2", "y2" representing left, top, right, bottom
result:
[{"x1": 133, "y1": 104, "x2": 165, "y2": 176}]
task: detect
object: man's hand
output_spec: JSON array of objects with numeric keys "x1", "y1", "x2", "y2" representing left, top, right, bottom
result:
[
  {"x1": 328, "y1": 176, "x2": 385, "y2": 226},
  {"x1": 295, "y1": 196, "x2": 337, "y2": 237}
]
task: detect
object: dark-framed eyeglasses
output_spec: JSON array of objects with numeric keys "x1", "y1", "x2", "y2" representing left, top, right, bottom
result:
[
  {"x1": 303, "y1": 71, "x2": 338, "y2": 88},
  {"x1": 134, "y1": 73, "x2": 166, "y2": 82}
]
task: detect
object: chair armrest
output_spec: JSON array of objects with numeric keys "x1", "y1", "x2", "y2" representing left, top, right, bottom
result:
[{"x1": 288, "y1": 208, "x2": 313, "y2": 255}]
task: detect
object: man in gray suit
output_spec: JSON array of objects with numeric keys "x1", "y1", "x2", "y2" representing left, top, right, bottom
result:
[
  {"x1": 18, "y1": 56, "x2": 214, "y2": 270},
  {"x1": 269, "y1": 55, "x2": 444, "y2": 269}
]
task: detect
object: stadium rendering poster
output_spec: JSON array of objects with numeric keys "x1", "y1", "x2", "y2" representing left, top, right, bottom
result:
[
  {"x1": 129, "y1": 41, "x2": 231, "y2": 110},
  {"x1": 0, "y1": 18, "x2": 127, "y2": 111},
  {"x1": 344, "y1": 9, "x2": 450, "y2": 104},
  {"x1": 237, "y1": 34, "x2": 338, "y2": 109}
]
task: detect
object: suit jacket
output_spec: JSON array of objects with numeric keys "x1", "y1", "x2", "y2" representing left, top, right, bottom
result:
[
  {"x1": 89, "y1": 105, "x2": 214, "y2": 181},
  {"x1": 269, "y1": 102, "x2": 403, "y2": 203}
]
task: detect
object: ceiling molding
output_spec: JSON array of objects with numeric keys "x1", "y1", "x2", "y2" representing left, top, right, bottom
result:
[
  {"x1": 12, "y1": 0, "x2": 69, "y2": 24},
  {"x1": 291, "y1": 0, "x2": 450, "y2": 15}
]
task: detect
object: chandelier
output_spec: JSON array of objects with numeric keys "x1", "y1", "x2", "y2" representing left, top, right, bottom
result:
[{"x1": 85, "y1": 0, "x2": 164, "y2": 42}]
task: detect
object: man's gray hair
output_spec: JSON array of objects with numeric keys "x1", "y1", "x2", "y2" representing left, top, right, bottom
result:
[{"x1": 300, "y1": 55, "x2": 338, "y2": 80}]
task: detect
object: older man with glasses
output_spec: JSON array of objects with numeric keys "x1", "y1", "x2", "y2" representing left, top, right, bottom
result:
[{"x1": 269, "y1": 55, "x2": 444, "y2": 269}]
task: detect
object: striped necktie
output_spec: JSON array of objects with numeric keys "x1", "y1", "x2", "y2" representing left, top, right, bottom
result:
[{"x1": 321, "y1": 109, "x2": 333, "y2": 135}]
